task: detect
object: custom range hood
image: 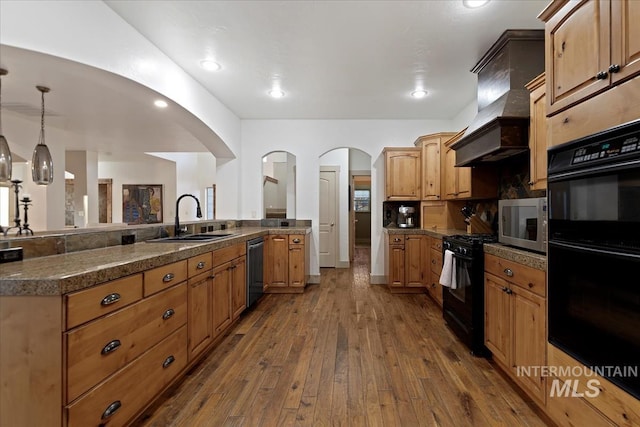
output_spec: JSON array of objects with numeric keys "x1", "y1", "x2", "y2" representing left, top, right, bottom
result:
[{"x1": 452, "y1": 29, "x2": 544, "y2": 167}]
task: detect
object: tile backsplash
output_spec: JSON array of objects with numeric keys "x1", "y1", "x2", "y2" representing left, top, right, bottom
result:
[{"x1": 498, "y1": 153, "x2": 546, "y2": 200}]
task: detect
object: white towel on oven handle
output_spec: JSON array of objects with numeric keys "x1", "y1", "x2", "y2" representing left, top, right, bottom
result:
[{"x1": 439, "y1": 249, "x2": 457, "y2": 289}]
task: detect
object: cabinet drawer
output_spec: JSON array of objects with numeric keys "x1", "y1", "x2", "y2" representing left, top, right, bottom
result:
[
  {"x1": 388, "y1": 235, "x2": 405, "y2": 246},
  {"x1": 66, "y1": 274, "x2": 143, "y2": 330},
  {"x1": 66, "y1": 283, "x2": 187, "y2": 403},
  {"x1": 144, "y1": 260, "x2": 187, "y2": 297},
  {"x1": 188, "y1": 252, "x2": 213, "y2": 277},
  {"x1": 431, "y1": 238, "x2": 442, "y2": 251},
  {"x1": 66, "y1": 325, "x2": 187, "y2": 427},
  {"x1": 288, "y1": 234, "x2": 304, "y2": 245},
  {"x1": 213, "y1": 243, "x2": 246, "y2": 267},
  {"x1": 485, "y1": 254, "x2": 546, "y2": 297},
  {"x1": 430, "y1": 248, "x2": 443, "y2": 274}
]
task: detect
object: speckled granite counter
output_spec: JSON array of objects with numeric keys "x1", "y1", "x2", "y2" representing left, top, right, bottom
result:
[
  {"x1": 383, "y1": 227, "x2": 465, "y2": 239},
  {"x1": 483, "y1": 243, "x2": 547, "y2": 271},
  {"x1": 0, "y1": 227, "x2": 311, "y2": 296}
]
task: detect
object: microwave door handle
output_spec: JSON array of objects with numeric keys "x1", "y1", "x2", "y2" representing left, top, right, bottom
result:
[{"x1": 550, "y1": 241, "x2": 640, "y2": 260}]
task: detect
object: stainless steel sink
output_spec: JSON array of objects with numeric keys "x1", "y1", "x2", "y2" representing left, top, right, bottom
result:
[{"x1": 146, "y1": 233, "x2": 233, "y2": 243}]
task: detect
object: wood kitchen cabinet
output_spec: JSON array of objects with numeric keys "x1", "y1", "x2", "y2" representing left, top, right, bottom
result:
[
  {"x1": 385, "y1": 233, "x2": 429, "y2": 293},
  {"x1": 442, "y1": 130, "x2": 496, "y2": 200},
  {"x1": 187, "y1": 252, "x2": 214, "y2": 360},
  {"x1": 414, "y1": 133, "x2": 455, "y2": 201},
  {"x1": 526, "y1": 73, "x2": 548, "y2": 190},
  {"x1": 211, "y1": 243, "x2": 247, "y2": 337},
  {"x1": 484, "y1": 253, "x2": 546, "y2": 405},
  {"x1": 383, "y1": 147, "x2": 421, "y2": 201},
  {"x1": 264, "y1": 234, "x2": 308, "y2": 293},
  {"x1": 542, "y1": 0, "x2": 640, "y2": 116},
  {"x1": 427, "y1": 236, "x2": 443, "y2": 307}
]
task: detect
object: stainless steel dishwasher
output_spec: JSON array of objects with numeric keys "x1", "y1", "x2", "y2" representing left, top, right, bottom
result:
[{"x1": 246, "y1": 237, "x2": 264, "y2": 308}]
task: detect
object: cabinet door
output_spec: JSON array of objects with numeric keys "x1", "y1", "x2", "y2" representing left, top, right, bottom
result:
[
  {"x1": 546, "y1": 0, "x2": 610, "y2": 114},
  {"x1": 611, "y1": 0, "x2": 640, "y2": 84},
  {"x1": 405, "y1": 235, "x2": 425, "y2": 287},
  {"x1": 528, "y1": 74, "x2": 548, "y2": 189},
  {"x1": 443, "y1": 146, "x2": 459, "y2": 199},
  {"x1": 512, "y1": 287, "x2": 546, "y2": 403},
  {"x1": 188, "y1": 272, "x2": 213, "y2": 360},
  {"x1": 388, "y1": 245, "x2": 405, "y2": 287},
  {"x1": 385, "y1": 149, "x2": 421, "y2": 200},
  {"x1": 212, "y1": 263, "x2": 232, "y2": 337},
  {"x1": 422, "y1": 139, "x2": 442, "y2": 200},
  {"x1": 456, "y1": 167, "x2": 471, "y2": 199},
  {"x1": 267, "y1": 235, "x2": 288, "y2": 288},
  {"x1": 288, "y1": 245, "x2": 305, "y2": 288},
  {"x1": 231, "y1": 256, "x2": 246, "y2": 320},
  {"x1": 484, "y1": 273, "x2": 511, "y2": 366}
]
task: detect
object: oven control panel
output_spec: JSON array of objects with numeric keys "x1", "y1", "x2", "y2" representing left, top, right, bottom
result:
[{"x1": 572, "y1": 134, "x2": 640, "y2": 165}]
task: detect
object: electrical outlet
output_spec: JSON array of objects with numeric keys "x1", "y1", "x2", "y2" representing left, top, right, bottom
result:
[
  {"x1": 200, "y1": 226, "x2": 207, "y2": 233},
  {"x1": 121, "y1": 235, "x2": 135, "y2": 245},
  {"x1": 208, "y1": 225, "x2": 214, "y2": 232}
]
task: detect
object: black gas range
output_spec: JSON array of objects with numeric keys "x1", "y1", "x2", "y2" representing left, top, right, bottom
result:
[{"x1": 441, "y1": 234, "x2": 497, "y2": 356}]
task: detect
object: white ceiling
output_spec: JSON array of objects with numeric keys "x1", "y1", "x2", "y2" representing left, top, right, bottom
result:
[{"x1": 1, "y1": 0, "x2": 549, "y2": 158}]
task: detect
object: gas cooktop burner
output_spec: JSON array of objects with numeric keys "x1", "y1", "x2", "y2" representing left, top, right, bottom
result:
[{"x1": 447, "y1": 234, "x2": 498, "y2": 245}]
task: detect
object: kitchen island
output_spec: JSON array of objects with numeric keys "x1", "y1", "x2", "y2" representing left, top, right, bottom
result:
[{"x1": 0, "y1": 225, "x2": 310, "y2": 427}]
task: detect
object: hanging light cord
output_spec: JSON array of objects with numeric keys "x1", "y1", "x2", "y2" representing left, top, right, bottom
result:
[{"x1": 39, "y1": 88, "x2": 45, "y2": 145}]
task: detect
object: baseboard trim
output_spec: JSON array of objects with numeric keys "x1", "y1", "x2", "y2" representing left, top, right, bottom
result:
[
  {"x1": 336, "y1": 261, "x2": 350, "y2": 269},
  {"x1": 307, "y1": 275, "x2": 321, "y2": 284},
  {"x1": 370, "y1": 275, "x2": 387, "y2": 285}
]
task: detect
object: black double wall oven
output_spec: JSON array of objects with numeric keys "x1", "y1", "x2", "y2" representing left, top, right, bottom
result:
[{"x1": 547, "y1": 119, "x2": 640, "y2": 399}]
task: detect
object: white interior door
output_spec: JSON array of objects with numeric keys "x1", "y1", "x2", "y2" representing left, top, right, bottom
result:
[{"x1": 319, "y1": 168, "x2": 337, "y2": 268}]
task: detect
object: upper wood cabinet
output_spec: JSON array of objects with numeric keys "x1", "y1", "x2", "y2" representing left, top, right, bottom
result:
[
  {"x1": 383, "y1": 147, "x2": 421, "y2": 201},
  {"x1": 542, "y1": 0, "x2": 640, "y2": 115},
  {"x1": 526, "y1": 73, "x2": 548, "y2": 190},
  {"x1": 414, "y1": 132, "x2": 456, "y2": 201},
  {"x1": 442, "y1": 131, "x2": 496, "y2": 200}
]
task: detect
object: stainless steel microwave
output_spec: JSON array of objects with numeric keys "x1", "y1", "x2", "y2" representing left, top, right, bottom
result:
[{"x1": 498, "y1": 197, "x2": 547, "y2": 253}]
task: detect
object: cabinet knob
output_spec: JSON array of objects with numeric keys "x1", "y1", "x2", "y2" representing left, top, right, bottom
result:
[
  {"x1": 196, "y1": 261, "x2": 206, "y2": 270},
  {"x1": 503, "y1": 268, "x2": 514, "y2": 277},
  {"x1": 596, "y1": 71, "x2": 608, "y2": 80},
  {"x1": 292, "y1": 238, "x2": 301, "y2": 243},
  {"x1": 608, "y1": 64, "x2": 621, "y2": 73},
  {"x1": 162, "y1": 355, "x2": 176, "y2": 369},
  {"x1": 101, "y1": 400, "x2": 122, "y2": 420},
  {"x1": 100, "y1": 293, "x2": 121, "y2": 306},
  {"x1": 506, "y1": 288, "x2": 513, "y2": 295},
  {"x1": 162, "y1": 273, "x2": 175, "y2": 283},
  {"x1": 162, "y1": 308, "x2": 175, "y2": 320}
]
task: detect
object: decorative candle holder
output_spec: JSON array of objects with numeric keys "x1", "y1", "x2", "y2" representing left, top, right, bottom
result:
[{"x1": 20, "y1": 197, "x2": 34, "y2": 236}]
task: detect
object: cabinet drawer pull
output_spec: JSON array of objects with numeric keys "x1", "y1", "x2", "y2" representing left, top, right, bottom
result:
[
  {"x1": 503, "y1": 268, "x2": 513, "y2": 277},
  {"x1": 596, "y1": 70, "x2": 608, "y2": 80},
  {"x1": 162, "y1": 308, "x2": 175, "y2": 320},
  {"x1": 102, "y1": 400, "x2": 122, "y2": 420},
  {"x1": 608, "y1": 64, "x2": 620, "y2": 73},
  {"x1": 393, "y1": 238, "x2": 402, "y2": 242},
  {"x1": 431, "y1": 259, "x2": 436, "y2": 264},
  {"x1": 100, "y1": 293, "x2": 121, "y2": 306},
  {"x1": 196, "y1": 261, "x2": 206, "y2": 270},
  {"x1": 101, "y1": 339, "x2": 121, "y2": 355},
  {"x1": 162, "y1": 355, "x2": 175, "y2": 369},
  {"x1": 162, "y1": 273, "x2": 175, "y2": 283},
  {"x1": 292, "y1": 238, "x2": 301, "y2": 244},
  {"x1": 505, "y1": 288, "x2": 513, "y2": 295}
]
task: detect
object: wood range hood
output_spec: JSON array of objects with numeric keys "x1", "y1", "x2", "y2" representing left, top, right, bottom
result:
[{"x1": 452, "y1": 29, "x2": 545, "y2": 167}]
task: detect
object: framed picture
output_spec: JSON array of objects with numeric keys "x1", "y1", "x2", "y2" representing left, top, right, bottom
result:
[{"x1": 122, "y1": 184, "x2": 163, "y2": 224}]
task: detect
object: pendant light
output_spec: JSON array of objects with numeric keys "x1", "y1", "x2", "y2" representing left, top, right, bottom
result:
[
  {"x1": 32, "y1": 85, "x2": 54, "y2": 185},
  {"x1": 0, "y1": 68, "x2": 12, "y2": 182}
]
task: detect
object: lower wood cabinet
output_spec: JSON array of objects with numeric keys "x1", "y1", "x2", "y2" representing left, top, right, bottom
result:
[
  {"x1": 484, "y1": 253, "x2": 546, "y2": 404},
  {"x1": 264, "y1": 234, "x2": 308, "y2": 293},
  {"x1": 385, "y1": 233, "x2": 430, "y2": 293},
  {"x1": 188, "y1": 270, "x2": 214, "y2": 360},
  {"x1": 426, "y1": 237, "x2": 443, "y2": 306}
]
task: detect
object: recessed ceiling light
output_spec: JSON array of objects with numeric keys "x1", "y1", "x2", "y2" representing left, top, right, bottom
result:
[
  {"x1": 200, "y1": 60, "x2": 221, "y2": 71},
  {"x1": 154, "y1": 100, "x2": 168, "y2": 108},
  {"x1": 463, "y1": 0, "x2": 490, "y2": 8},
  {"x1": 411, "y1": 90, "x2": 428, "y2": 99},
  {"x1": 269, "y1": 89, "x2": 285, "y2": 99}
]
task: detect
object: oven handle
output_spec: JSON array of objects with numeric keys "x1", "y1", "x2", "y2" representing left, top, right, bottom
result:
[
  {"x1": 550, "y1": 240, "x2": 640, "y2": 260},
  {"x1": 451, "y1": 253, "x2": 474, "y2": 262}
]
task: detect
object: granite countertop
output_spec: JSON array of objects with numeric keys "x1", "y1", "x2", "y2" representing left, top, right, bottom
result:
[
  {"x1": 383, "y1": 227, "x2": 465, "y2": 239},
  {"x1": 0, "y1": 226, "x2": 311, "y2": 297},
  {"x1": 483, "y1": 243, "x2": 547, "y2": 271}
]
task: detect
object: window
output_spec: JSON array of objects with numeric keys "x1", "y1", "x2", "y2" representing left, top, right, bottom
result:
[
  {"x1": 353, "y1": 189, "x2": 370, "y2": 212},
  {"x1": 206, "y1": 186, "x2": 215, "y2": 219}
]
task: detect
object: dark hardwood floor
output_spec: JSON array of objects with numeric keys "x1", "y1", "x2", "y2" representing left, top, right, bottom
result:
[{"x1": 134, "y1": 246, "x2": 549, "y2": 426}]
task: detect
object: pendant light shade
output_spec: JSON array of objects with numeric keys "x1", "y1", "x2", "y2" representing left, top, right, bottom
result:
[
  {"x1": 0, "y1": 69, "x2": 12, "y2": 183},
  {"x1": 32, "y1": 85, "x2": 53, "y2": 185}
]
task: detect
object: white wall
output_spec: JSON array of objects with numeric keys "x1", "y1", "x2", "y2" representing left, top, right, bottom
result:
[
  {"x1": 239, "y1": 119, "x2": 458, "y2": 280},
  {"x1": 66, "y1": 150, "x2": 99, "y2": 227},
  {"x1": 350, "y1": 149, "x2": 372, "y2": 173}
]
